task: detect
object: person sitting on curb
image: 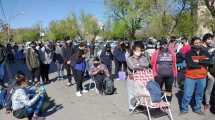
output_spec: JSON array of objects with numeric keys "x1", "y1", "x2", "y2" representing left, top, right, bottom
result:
[{"x1": 11, "y1": 71, "x2": 45, "y2": 120}]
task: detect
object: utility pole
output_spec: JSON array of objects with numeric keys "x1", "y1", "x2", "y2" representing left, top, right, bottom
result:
[
  {"x1": 6, "y1": 12, "x2": 24, "y2": 42},
  {"x1": 6, "y1": 23, "x2": 10, "y2": 42}
]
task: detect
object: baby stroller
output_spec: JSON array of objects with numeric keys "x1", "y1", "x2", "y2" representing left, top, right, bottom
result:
[{"x1": 130, "y1": 69, "x2": 173, "y2": 120}]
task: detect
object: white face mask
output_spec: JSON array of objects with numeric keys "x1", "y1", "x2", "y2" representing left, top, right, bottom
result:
[
  {"x1": 41, "y1": 47, "x2": 45, "y2": 51},
  {"x1": 36, "y1": 46, "x2": 40, "y2": 50},
  {"x1": 134, "y1": 51, "x2": 141, "y2": 57}
]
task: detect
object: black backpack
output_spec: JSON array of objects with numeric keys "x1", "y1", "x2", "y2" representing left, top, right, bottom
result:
[
  {"x1": 103, "y1": 77, "x2": 114, "y2": 95},
  {"x1": 4, "y1": 80, "x2": 17, "y2": 111}
]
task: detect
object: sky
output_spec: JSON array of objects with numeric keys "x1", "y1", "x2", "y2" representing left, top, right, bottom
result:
[{"x1": 0, "y1": 0, "x2": 106, "y2": 28}]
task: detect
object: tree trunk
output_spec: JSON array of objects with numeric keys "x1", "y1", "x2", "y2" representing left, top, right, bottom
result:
[
  {"x1": 204, "y1": 0, "x2": 215, "y2": 18},
  {"x1": 170, "y1": 0, "x2": 187, "y2": 34},
  {"x1": 128, "y1": 29, "x2": 136, "y2": 40},
  {"x1": 191, "y1": 0, "x2": 198, "y2": 35}
]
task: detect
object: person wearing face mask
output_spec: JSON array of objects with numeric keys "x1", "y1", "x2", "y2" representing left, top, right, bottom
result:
[
  {"x1": 113, "y1": 41, "x2": 127, "y2": 79},
  {"x1": 176, "y1": 36, "x2": 191, "y2": 55},
  {"x1": 26, "y1": 42, "x2": 41, "y2": 84},
  {"x1": 100, "y1": 44, "x2": 113, "y2": 74},
  {"x1": 89, "y1": 57, "x2": 110, "y2": 95},
  {"x1": 151, "y1": 39, "x2": 177, "y2": 102},
  {"x1": 168, "y1": 36, "x2": 178, "y2": 52},
  {"x1": 39, "y1": 44, "x2": 53, "y2": 84},
  {"x1": 126, "y1": 43, "x2": 150, "y2": 112},
  {"x1": 63, "y1": 40, "x2": 75, "y2": 86},
  {"x1": 70, "y1": 50, "x2": 87, "y2": 97},
  {"x1": 180, "y1": 37, "x2": 210, "y2": 115},
  {"x1": 201, "y1": 33, "x2": 215, "y2": 111},
  {"x1": 175, "y1": 36, "x2": 191, "y2": 91},
  {"x1": 0, "y1": 43, "x2": 6, "y2": 87},
  {"x1": 54, "y1": 41, "x2": 65, "y2": 80}
]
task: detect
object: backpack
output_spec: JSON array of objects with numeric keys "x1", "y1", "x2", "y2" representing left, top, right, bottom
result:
[
  {"x1": 117, "y1": 64, "x2": 127, "y2": 80},
  {"x1": 209, "y1": 54, "x2": 215, "y2": 76},
  {"x1": 103, "y1": 77, "x2": 114, "y2": 95},
  {"x1": 4, "y1": 80, "x2": 17, "y2": 111},
  {"x1": 157, "y1": 52, "x2": 173, "y2": 77},
  {"x1": 118, "y1": 71, "x2": 126, "y2": 80}
]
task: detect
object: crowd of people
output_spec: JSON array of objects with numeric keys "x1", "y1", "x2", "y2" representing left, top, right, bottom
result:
[{"x1": 0, "y1": 33, "x2": 214, "y2": 120}]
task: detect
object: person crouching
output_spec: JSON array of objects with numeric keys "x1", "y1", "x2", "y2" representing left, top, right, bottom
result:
[{"x1": 89, "y1": 57, "x2": 110, "y2": 95}]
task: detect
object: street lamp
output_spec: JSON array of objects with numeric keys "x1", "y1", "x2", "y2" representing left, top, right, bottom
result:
[{"x1": 6, "y1": 11, "x2": 24, "y2": 42}]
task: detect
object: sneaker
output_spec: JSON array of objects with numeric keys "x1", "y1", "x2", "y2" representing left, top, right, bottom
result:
[
  {"x1": 76, "y1": 91, "x2": 82, "y2": 97},
  {"x1": 129, "y1": 108, "x2": 137, "y2": 113},
  {"x1": 66, "y1": 82, "x2": 72, "y2": 86},
  {"x1": 194, "y1": 111, "x2": 205, "y2": 116},
  {"x1": 57, "y1": 77, "x2": 63, "y2": 80},
  {"x1": 99, "y1": 91, "x2": 103, "y2": 95},
  {"x1": 179, "y1": 111, "x2": 188, "y2": 116},
  {"x1": 95, "y1": 89, "x2": 100, "y2": 95},
  {"x1": 5, "y1": 109, "x2": 11, "y2": 114},
  {"x1": 204, "y1": 104, "x2": 210, "y2": 111},
  {"x1": 82, "y1": 89, "x2": 88, "y2": 93},
  {"x1": 32, "y1": 113, "x2": 39, "y2": 120},
  {"x1": 129, "y1": 109, "x2": 133, "y2": 113}
]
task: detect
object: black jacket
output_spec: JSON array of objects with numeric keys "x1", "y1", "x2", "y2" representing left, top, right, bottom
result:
[{"x1": 185, "y1": 48, "x2": 210, "y2": 69}]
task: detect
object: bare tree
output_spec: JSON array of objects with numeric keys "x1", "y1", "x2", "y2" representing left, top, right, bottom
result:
[{"x1": 204, "y1": 0, "x2": 215, "y2": 18}]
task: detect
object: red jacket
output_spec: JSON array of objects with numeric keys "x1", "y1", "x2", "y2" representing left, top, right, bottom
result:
[{"x1": 151, "y1": 49, "x2": 177, "y2": 78}]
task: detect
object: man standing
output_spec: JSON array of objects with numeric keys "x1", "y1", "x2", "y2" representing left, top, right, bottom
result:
[
  {"x1": 100, "y1": 44, "x2": 113, "y2": 74},
  {"x1": 26, "y1": 42, "x2": 41, "y2": 84},
  {"x1": 39, "y1": 44, "x2": 53, "y2": 84},
  {"x1": 181, "y1": 37, "x2": 210, "y2": 115},
  {"x1": 113, "y1": 41, "x2": 127, "y2": 79},
  {"x1": 0, "y1": 43, "x2": 6, "y2": 86},
  {"x1": 55, "y1": 41, "x2": 65, "y2": 80},
  {"x1": 202, "y1": 33, "x2": 215, "y2": 111},
  {"x1": 63, "y1": 40, "x2": 74, "y2": 86}
]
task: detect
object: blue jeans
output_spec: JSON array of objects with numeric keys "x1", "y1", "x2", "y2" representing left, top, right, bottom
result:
[
  {"x1": 181, "y1": 77, "x2": 206, "y2": 112},
  {"x1": 26, "y1": 95, "x2": 45, "y2": 116},
  {"x1": 56, "y1": 62, "x2": 64, "y2": 78},
  {"x1": 0, "y1": 90, "x2": 6, "y2": 107}
]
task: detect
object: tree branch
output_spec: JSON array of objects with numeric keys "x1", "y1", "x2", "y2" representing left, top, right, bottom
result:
[{"x1": 204, "y1": 0, "x2": 215, "y2": 18}]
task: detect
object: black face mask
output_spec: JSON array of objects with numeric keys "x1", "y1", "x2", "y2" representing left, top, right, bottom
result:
[
  {"x1": 106, "y1": 48, "x2": 111, "y2": 52},
  {"x1": 106, "y1": 51, "x2": 111, "y2": 54},
  {"x1": 32, "y1": 46, "x2": 36, "y2": 50},
  {"x1": 160, "y1": 46, "x2": 168, "y2": 52},
  {"x1": 46, "y1": 49, "x2": 51, "y2": 53},
  {"x1": 192, "y1": 45, "x2": 202, "y2": 51},
  {"x1": 94, "y1": 63, "x2": 100, "y2": 67}
]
